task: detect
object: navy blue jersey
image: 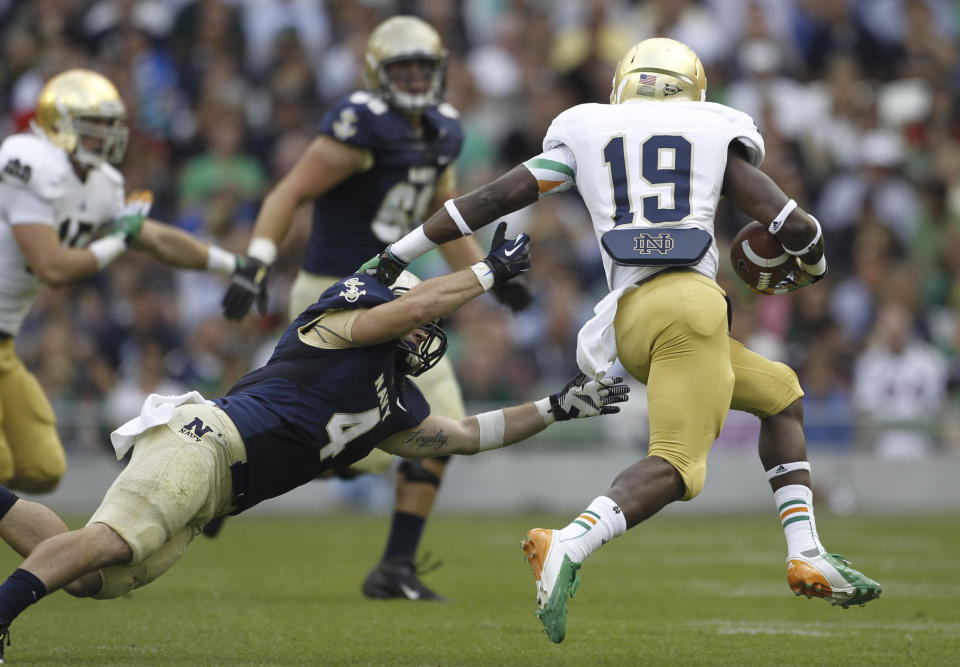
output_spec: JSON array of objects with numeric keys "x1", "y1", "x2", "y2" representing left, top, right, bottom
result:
[
  {"x1": 302, "y1": 91, "x2": 464, "y2": 276},
  {"x1": 214, "y1": 274, "x2": 430, "y2": 510}
]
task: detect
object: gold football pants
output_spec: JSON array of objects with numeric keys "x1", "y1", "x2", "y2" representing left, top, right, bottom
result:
[
  {"x1": 290, "y1": 270, "x2": 466, "y2": 474},
  {"x1": 0, "y1": 338, "x2": 66, "y2": 492},
  {"x1": 614, "y1": 271, "x2": 802, "y2": 500}
]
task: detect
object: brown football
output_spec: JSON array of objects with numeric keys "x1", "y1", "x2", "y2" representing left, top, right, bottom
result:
[{"x1": 730, "y1": 221, "x2": 795, "y2": 295}]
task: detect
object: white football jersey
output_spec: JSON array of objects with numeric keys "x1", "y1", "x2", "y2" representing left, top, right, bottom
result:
[
  {"x1": 537, "y1": 100, "x2": 764, "y2": 291},
  {"x1": 0, "y1": 132, "x2": 125, "y2": 334}
]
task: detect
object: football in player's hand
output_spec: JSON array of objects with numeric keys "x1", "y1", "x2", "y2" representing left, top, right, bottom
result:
[{"x1": 730, "y1": 221, "x2": 796, "y2": 295}]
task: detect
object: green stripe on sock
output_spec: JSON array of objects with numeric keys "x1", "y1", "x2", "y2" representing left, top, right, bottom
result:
[
  {"x1": 782, "y1": 515, "x2": 810, "y2": 528},
  {"x1": 525, "y1": 157, "x2": 575, "y2": 178},
  {"x1": 572, "y1": 520, "x2": 592, "y2": 531},
  {"x1": 581, "y1": 510, "x2": 600, "y2": 520},
  {"x1": 778, "y1": 499, "x2": 807, "y2": 512}
]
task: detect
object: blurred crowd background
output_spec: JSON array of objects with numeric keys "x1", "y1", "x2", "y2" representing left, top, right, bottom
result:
[{"x1": 1, "y1": 0, "x2": 958, "y2": 462}]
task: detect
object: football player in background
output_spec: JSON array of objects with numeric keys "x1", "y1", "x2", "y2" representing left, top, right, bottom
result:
[
  {"x1": 0, "y1": 227, "x2": 628, "y2": 660},
  {"x1": 0, "y1": 69, "x2": 242, "y2": 495},
  {"x1": 371, "y1": 38, "x2": 881, "y2": 642},
  {"x1": 220, "y1": 15, "x2": 532, "y2": 601}
]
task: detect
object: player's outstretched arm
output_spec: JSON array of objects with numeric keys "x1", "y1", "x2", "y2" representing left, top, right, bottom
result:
[
  {"x1": 361, "y1": 164, "x2": 540, "y2": 284},
  {"x1": 378, "y1": 374, "x2": 630, "y2": 458},
  {"x1": 133, "y1": 219, "x2": 237, "y2": 275},
  {"x1": 353, "y1": 222, "x2": 531, "y2": 345},
  {"x1": 423, "y1": 165, "x2": 539, "y2": 245},
  {"x1": 222, "y1": 136, "x2": 368, "y2": 320}
]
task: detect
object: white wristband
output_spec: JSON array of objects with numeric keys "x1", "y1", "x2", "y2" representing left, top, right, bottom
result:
[
  {"x1": 783, "y1": 216, "x2": 823, "y2": 257},
  {"x1": 88, "y1": 235, "x2": 127, "y2": 270},
  {"x1": 800, "y1": 254, "x2": 828, "y2": 276},
  {"x1": 247, "y1": 237, "x2": 277, "y2": 265},
  {"x1": 470, "y1": 261, "x2": 495, "y2": 291},
  {"x1": 535, "y1": 397, "x2": 555, "y2": 425},
  {"x1": 206, "y1": 246, "x2": 237, "y2": 276},
  {"x1": 765, "y1": 461, "x2": 811, "y2": 480},
  {"x1": 444, "y1": 199, "x2": 473, "y2": 237},
  {"x1": 767, "y1": 199, "x2": 797, "y2": 235},
  {"x1": 476, "y1": 409, "x2": 507, "y2": 451},
  {"x1": 390, "y1": 226, "x2": 436, "y2": 264}
]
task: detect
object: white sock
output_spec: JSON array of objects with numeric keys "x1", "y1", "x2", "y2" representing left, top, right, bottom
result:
[
  {"x1": 774, "y1": 484, "x2": 825, "y2": 557},
  {"x1": 556, "y1": 496, "x2": 627, "y2": 563}
]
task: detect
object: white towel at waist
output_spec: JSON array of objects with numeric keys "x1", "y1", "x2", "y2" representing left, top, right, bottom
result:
[
  {"x1": 576, "y1": 285, "x2": 638, "y2": 380},
  {"x1": 110, "y1": 391, "x2": 215, "y2": 459}
]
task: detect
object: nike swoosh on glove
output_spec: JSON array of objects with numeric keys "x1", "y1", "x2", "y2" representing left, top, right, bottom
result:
[{"x1": 482, "y1": 221, "x2": 531, "y2": 285}]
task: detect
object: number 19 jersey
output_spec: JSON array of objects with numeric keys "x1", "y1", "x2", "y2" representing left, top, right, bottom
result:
[{"x1": 537, "y1": 100, "x2": 764, "y2": 290}]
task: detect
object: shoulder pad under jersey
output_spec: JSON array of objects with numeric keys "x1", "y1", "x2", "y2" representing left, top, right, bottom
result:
[
  {"x1": 706, "y1": 102, "x2": 766, "y2": 167},
  {"x1": 318, "y1": 92, "x2": 390, "y2": 149},
  {"x1": 0, "y1": 133, "x2": 72, "y2": 201},
  {"x1": 437, "y1": 102, "x2": 460, "y2": 119},
  {"x1": 542, "y1": 103, "x2": 599, "y2": 152}
]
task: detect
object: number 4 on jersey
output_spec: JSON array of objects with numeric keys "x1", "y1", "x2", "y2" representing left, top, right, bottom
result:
[{"x1": 603, "y1": 135, "x2": 692, "y2": 225}]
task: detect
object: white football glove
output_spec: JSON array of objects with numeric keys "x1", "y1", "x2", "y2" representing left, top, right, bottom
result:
[{"x1": 549, "y1": 372, "x2": 630, "y2": 421}]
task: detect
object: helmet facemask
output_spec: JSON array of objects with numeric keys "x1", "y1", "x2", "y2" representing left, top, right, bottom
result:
[
  {"x1": 395, "y1": 319, "x2": 448, "y2": 377},
  {"x1": 369, "y1": 54, "x2": 447, "y2": 113},
  {"x1": 363, "y1": 15, "x2": 447, "y2": 113},
  {"x1": 68, "y1": 111, "x2": 129, "y2": 166},
  {"x1": 388, "y1": 270, "x2": 448, "y2": 376}
]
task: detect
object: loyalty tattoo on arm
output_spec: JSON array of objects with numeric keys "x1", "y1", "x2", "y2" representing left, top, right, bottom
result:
[{"x1": 401, "y1": 428, "x2": 450, "y2": 451}]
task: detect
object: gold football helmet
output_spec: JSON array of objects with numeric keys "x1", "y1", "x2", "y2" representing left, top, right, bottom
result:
[
  {"x1": 610, "y1": 38, "x2": 706, "y2": 104},
  {"x1": 364, "y1": 15, "x2": 447, "y2": 112},
  {"x1": 33, "y1": 69, "x2": 129, "y2": 166}
]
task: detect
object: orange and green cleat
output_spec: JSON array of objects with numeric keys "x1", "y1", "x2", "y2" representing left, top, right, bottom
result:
[
  {"x1": 521, "y1": 528, "x2": 581, "y2": 643},
  {"x1": 787, "y1": 552, "x2": 882, "y2": 608}
]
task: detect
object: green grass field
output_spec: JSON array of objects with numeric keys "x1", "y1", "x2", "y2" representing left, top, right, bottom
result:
[{"x1": 0, "y1": 513, "x2": 957, "y2": 665}]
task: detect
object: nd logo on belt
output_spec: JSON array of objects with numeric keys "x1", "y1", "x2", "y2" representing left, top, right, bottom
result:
[
  {"x1": 601, "y1": 227, "x2": 711, "y2": 267},
  {"x1": 633, "y1": 232, "x2": 675, "y2": 255}
]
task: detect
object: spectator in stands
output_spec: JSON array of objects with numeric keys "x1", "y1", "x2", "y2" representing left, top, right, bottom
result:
[{"x1": 852, "y1": 300, "x2": 950, "y2": 457}]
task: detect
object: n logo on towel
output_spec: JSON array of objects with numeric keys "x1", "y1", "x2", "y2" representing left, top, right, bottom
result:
[{"x1": 180, "y1": 417, "x2": 213, "y2": 441}]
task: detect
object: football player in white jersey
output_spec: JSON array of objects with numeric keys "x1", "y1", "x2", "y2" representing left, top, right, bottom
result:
[
  {"x1": 368, "y1": 38, "x2": 881, "y2": 642},
  {"x1": 0, "y1": 69, "x2": 242, "y2": 494}
]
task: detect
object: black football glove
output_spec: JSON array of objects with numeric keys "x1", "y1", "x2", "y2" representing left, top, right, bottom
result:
[
  {"x1": 548, "y1": 372, "x2": 630, "y2": 421},
  {"x1": 358, "y1": 246, "x2": 408, "y2": 285},
  {"x1": 490, "y1": 278, "x2": 534, "y2": 312},
  {"x1": 482, "y1": 221, "x2": 531, "y2": 286},
  {"x1": 222, "y1": 256, "x2": 270, "y2": 320}
]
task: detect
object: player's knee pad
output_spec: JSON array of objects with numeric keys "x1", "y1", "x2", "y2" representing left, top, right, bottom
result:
[
  {"x1": 93, "y1": 525, "x2": 197, "y2": 599},
  {"x1": 398, "y1": 459, "x2": 443, "y2": 487},
  {"x1": 93, "y1": 566, "x2": 137, "y2": 600}
]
